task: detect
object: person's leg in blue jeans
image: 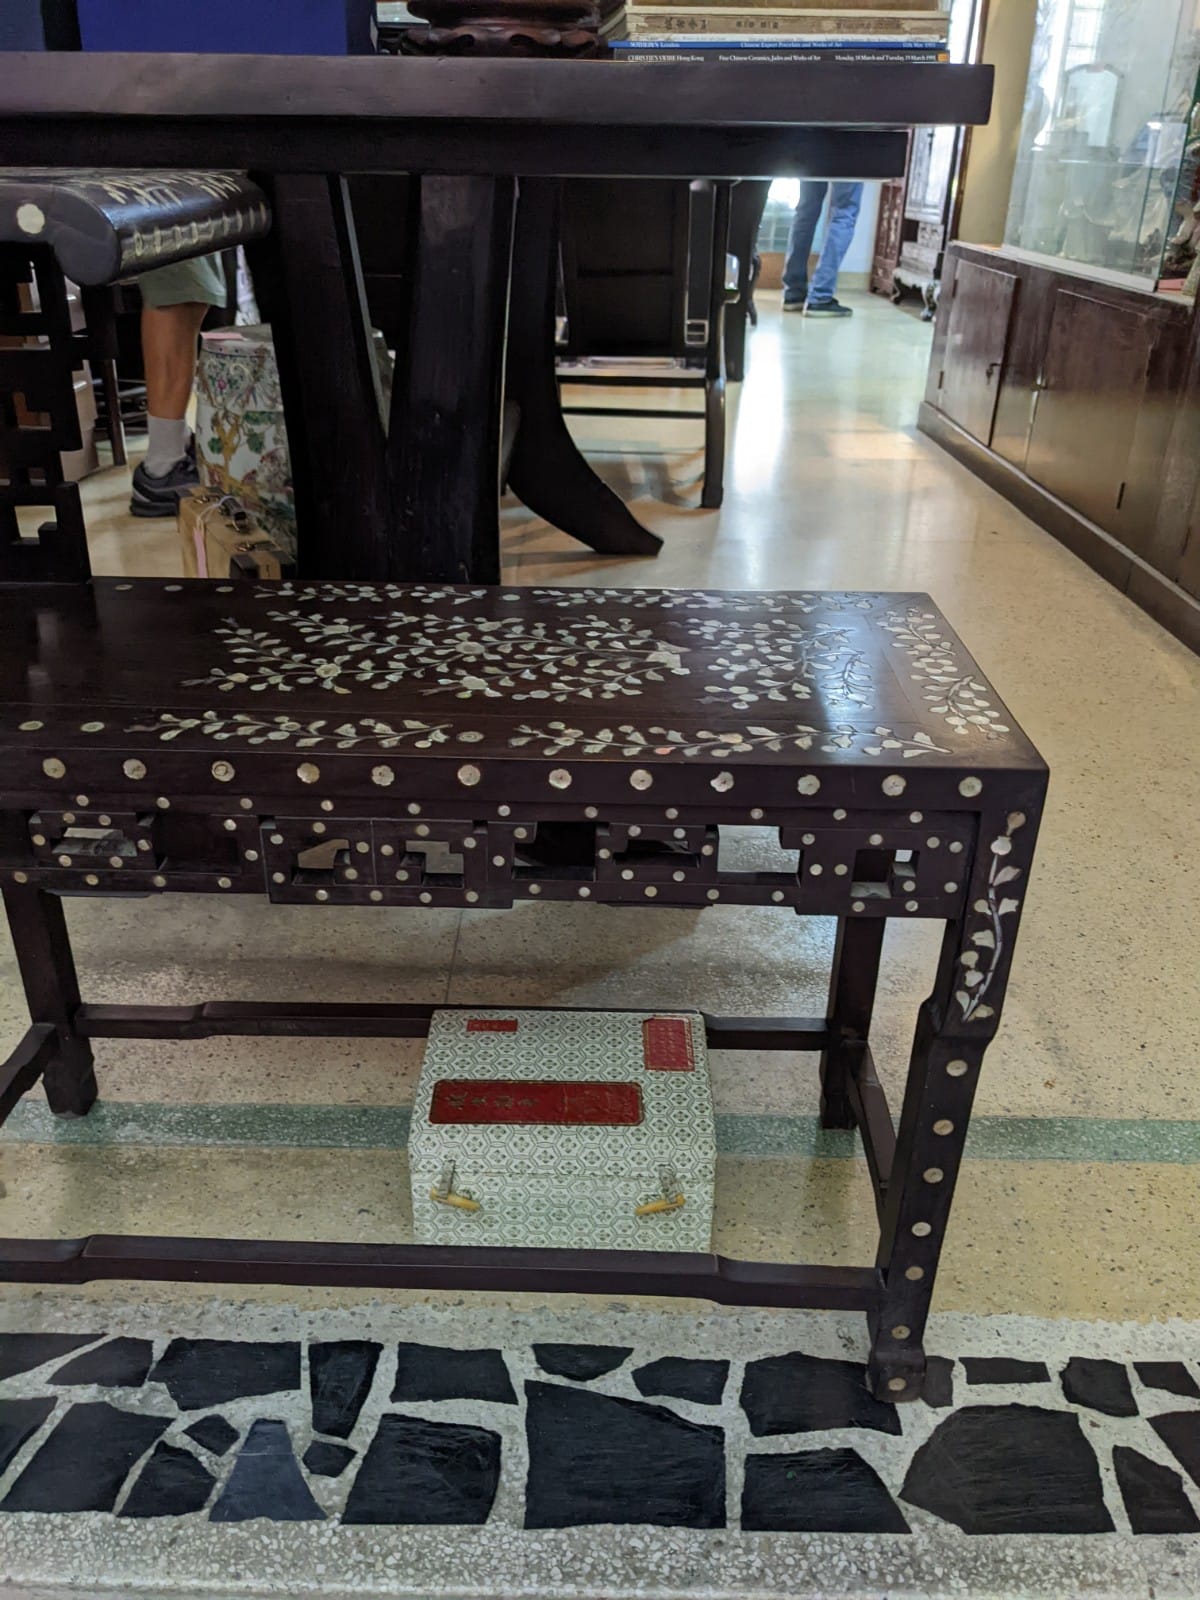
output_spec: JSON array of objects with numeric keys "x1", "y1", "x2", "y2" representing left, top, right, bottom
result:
[
  {"x1": 806, "y1": 181, "x2": 864, "y2": 315},
  {"x1": 782, "y1": 180, "x2": 828, "y2": 309}
]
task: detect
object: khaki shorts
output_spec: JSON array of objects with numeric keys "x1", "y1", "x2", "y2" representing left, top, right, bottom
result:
[{"x1": 138, "y1": 253, "x2": 228, "y2": 310}]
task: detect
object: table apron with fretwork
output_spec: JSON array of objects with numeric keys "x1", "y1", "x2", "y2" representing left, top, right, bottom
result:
[{"x1": 0, "y1": 580, "x2": 1047, "y2": 1401}]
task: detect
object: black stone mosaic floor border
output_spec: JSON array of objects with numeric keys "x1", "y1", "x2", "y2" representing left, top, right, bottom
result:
[{"x1": 2, "y1": 1331, "x2": 1199, "y2": 1536}]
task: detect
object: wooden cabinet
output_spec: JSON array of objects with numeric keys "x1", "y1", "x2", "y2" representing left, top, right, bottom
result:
[
  {"x1": 932, "y1": 258, "x2": 1016, "y2": 446},
  {"x1": 1179, "y1": 525, "x2": 1200, "y2": 599},
  {"x1": 920, "y1": 242, "x2": 1200, "y2": 655},
  {"x1": 1025, "y1": 291, "x2": 1157, "y2": 535}
]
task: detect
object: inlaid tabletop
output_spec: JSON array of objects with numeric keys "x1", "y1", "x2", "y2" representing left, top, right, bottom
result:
[{"x1": 0, "y1": 582, "x2": 1041, "y2": 781}]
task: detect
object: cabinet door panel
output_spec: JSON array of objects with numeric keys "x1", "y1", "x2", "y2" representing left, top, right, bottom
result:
[
  {"x1": 1178, "y1": 518, "x2": 1200, "y2": 600},
  {"x1": 935, "y1": 259, "x2": 1016, "y2": 445},
  {"x1": 1025, "y1": 289, "x2": 1155, "y2": 534}
]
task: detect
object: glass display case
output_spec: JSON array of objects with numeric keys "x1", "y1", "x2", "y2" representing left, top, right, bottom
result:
[{"x1": 1005, "y1": 0, "x2": 1200, "y2": 290}]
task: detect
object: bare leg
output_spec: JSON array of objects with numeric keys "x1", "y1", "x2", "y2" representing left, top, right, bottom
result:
[
  {"x1": 133, "y1": 301, "x2": 208, "y2": 512},
  {"x1": 141, "y1": 302, "x2": 209, "y2": 420}
]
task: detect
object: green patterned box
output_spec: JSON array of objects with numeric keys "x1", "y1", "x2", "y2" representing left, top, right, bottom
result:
[{"x1": 410, "y1": 1010, "x2": 715, "y2": 1252}]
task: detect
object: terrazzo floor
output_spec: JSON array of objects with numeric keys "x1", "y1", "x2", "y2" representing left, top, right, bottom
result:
[{"x1": 2, "y1": 289, "x2": 1199, "y2": 1597}]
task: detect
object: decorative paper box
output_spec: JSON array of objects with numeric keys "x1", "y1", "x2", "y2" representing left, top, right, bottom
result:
[{"x1": 410, "y1": 1010, "x2": 716, "y2": 1252}]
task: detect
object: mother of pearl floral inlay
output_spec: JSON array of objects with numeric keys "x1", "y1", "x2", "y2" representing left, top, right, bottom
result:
[{"x1": 108, "y1": 591, "x2": 1015, "y2": 764}]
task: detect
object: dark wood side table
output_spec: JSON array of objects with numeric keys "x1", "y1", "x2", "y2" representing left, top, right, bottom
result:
[
  {"x1": 0, "y1": 53, "x2": 994, "y2": 583},
  {"x1": 0, "y1": 578, "x2": 1046, "y2": 1400}
]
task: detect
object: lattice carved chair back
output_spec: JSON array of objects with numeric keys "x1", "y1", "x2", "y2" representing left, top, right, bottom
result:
[
  {"x1": 560, "y1": 179, "x2": 694, "y2": 360},
  {"x1": 0, "y1": 243, "x2": 89, "y2": 581}
]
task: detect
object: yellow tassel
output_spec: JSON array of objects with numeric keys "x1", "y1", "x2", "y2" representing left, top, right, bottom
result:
[
  {"x1": 430, "y1": 1188, "x2": 481, "y2": 1212},
  {"x1": 635, "y1": 1192, "x2": 686, "y2": 1217}
]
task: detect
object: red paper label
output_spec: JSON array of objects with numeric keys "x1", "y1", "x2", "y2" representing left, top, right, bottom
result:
[
  {"x1": 466, "y1": 1018, "x2": 519, "y2": 1033},
  {"x1": 430, "y1": 1079, "x2": 642, "y2": 1126},
  {"x1": 643, "y1": 1017, "x2": 695, "y2": 1071}
]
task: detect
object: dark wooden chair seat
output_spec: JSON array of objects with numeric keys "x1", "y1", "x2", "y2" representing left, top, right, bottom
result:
[
  {"x1": 0, "y1": 168, "x2": 270, "y2": 285},
  {"x1": 0, "y1": 576, "x2": 1047, "y2": 1400}
]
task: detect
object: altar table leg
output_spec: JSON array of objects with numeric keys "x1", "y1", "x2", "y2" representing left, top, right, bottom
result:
[
  {"x1": 387, "y1": 175, "x2": 517, "y2": 584},
  {"x1": 506, "y1": 178, "x2": 663, "y2": 560},
  {"x1": 248, "y1": 173, "x2": 390, "y2": 582},
  {"x1": 2, "y1": 884, "x2": 96, "y2": 1118}
]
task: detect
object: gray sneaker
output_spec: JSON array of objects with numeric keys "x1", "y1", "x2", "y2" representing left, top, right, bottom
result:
[
  {"x1": 130, "y1": 452, "x2": 199, "y2": 518},
  {"x1": 803, "y1": 298, "x2": 853, "y2": 318},
  {"x1": 782, "y1": 298, "x2": 806, "y2": 314}
]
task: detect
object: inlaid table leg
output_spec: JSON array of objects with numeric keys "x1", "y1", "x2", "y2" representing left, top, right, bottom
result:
[
  {"x1": 821, "y1": 915, "x2": 886, "y2": 1130},
  {"x1": 867, "y1": 801, "x2": 1042, "y2": 1400},
  {"x1": 2, "y1": 883, "x2": 96, "y2": 1118}
]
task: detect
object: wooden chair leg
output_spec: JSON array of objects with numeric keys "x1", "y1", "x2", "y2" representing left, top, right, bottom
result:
[
  {"x1": 99, "y1": 358, "x2": 126, "y2": 467},
  {"x1": 701, "y1": 374, "x2": 726, "y2": 510},
  {"x1": 79, "y1": 286, "x2": 127, "y2": 466},
  {"x1": 700, "y1": 182, "x2": 731, "y2": 511},
  {"x1": 3, "y1": 883, "x2": 97, "y2": 1118}
]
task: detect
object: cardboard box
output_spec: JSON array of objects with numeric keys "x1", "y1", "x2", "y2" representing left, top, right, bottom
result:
[
  {"x1": 178, "y1": 489, "x2": 287, "y2": 582},
  {"x1": 59, "y1": 371, "x2": 99, "y2": 483}
]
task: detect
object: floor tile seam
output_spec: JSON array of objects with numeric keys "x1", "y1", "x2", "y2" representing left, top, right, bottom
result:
[{"x1": 3, "y1": 1105, "x2": 1200, "y2": 1164}]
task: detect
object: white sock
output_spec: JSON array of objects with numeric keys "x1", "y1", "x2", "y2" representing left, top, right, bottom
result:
[{"x1": 144, "y1": 415, "x2": 190, "y2": 478}]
